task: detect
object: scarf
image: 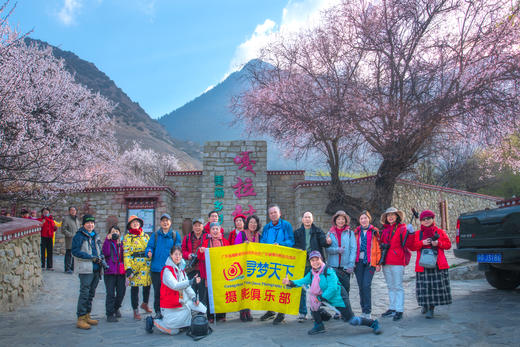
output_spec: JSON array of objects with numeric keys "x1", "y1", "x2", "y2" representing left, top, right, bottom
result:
[
  {"x1": 331, "y1": 225, "x2": 347, "y2": 246},
  {"x1": 128, "y1": 228, "x2": 141, "y2": 236},
  {"x1": 244, "y1": 229, "x2": 259, "y2": 243},
  {"x1": 308, "y1": 264, "x2": 325, "y2": 311},
  {"x1": 210, "y1": 236, "x2": 223, "y2": 247},
  {"x1": 420, "y1": 222, "x2": 438, "y2": 240}
]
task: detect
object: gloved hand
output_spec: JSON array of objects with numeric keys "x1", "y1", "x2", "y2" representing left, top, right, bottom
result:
[
  {"x1": 406, "y1": 224, "x2": 415, "y2": 234},
  {"x1": 125, "y1": 268, "x2": 134, "y2": 278}
]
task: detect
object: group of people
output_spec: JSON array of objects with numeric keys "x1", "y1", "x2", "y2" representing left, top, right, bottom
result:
[{"x1": 56, "y1": 203, "x2": 451, "y2": 337}]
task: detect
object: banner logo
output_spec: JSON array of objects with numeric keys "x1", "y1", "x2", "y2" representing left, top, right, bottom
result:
[{"x1": 223, "y1": 262, "x2": 244, "y2": 281}]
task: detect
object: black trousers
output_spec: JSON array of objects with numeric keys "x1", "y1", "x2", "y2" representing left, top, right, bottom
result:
[
  {"x1": 130, "y1": 286, "x2": 150, "y2": 310},
  {"x1": 41, "y1": 237, "x2": 53, "y2": 269},
  {"x1": 77, "y1": 272, "x2": 100, "y2": 317},
  {"x1": 151, "y1": 271, "x2": 161, "y2": 314},
  {"x1": 104, "y1": 274, "x2": 126, "y2": 316},
  {"x1": 187, "y1": 270, "x2": 204, "y2": 300},
  {"x1": 64, "y1": 249, "x2": 74, "y2": 271},
  {"x1": 334, "y1": 267, "x2": 351, "y2": 293}
]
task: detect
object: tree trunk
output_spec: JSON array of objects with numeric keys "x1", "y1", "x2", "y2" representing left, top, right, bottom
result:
[
  {"x1": 324, "y1": 139, "x2": 365, "y2": 224},
  {"x1": 369, "y1": 158, "x2": 403, "y2": 227}
]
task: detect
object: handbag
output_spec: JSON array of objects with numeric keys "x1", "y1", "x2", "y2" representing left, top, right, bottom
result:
[{"x1": 418, "y1": 230, "x2": 438, "y2": 269}]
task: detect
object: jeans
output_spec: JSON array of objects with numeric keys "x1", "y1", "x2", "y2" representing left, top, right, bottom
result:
[
  {"x1": 77, "y1": 272, "x2": 100, "y2": 317},
  {"x1": 41, "y1": 237, "x2": 53, "y2": 269},
  {"x1": 299, "y1": 266, "x2": 311, "y2": 315},
  {"x1": 104, "y1": 274, "x2": 126, "y2": 316},
  {"x1": 354, "y1": 262, "x2": 375, "y2": 314},
  {"x1": 64, "y1": 249, "x2": 74, "y2": 272},
  {"x1": 130, "y1": 286, "x2": 150, "y2": 310},
  {"x1": 383, "y1": 265, "x2": 405, "y2": 312},
  {"x1": 334, "y1": 267, "x2": 351, "y2": 293},
  {"x1": 151, "y1": 271, "x2": 161, "y2": 314}
]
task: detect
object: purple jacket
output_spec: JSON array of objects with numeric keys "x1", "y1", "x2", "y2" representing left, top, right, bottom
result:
[{"x1": 102, "y1": 238, "x2": 125, "y2": 275}]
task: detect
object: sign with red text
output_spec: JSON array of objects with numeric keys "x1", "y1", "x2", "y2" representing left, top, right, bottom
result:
[{"x1": 205, "y1": 242, "x2": 306, "y2": 314}]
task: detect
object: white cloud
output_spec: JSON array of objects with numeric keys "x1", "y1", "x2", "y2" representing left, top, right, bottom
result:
[
  {"x1": 226, "y1": 0, "x2": 341, "y2": 75},
  {"x1": 57, "y1": 0, "x2": 83, "y2": 26}
]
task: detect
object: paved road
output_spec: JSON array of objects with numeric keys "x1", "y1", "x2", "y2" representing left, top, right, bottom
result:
[{"x1": 0, "y1": 254, "x2": 519, "y2": 346}]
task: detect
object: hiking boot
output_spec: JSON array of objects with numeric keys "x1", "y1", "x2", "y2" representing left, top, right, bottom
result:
[
  {"x1": 361, "y1": 313, "x2": 372, "y2": 319},
  {"x1": 370, "y1": 319, "x2": 382, "y2": 335},
  {"x1": 260, "y1": 311, "x2": 275, "y2": 321},
  {"x1": 145, "y1": 316, "x2": 154, "y2": 333},
  {"x1": 273, "y1": 313, "x2": 285, "y2": 325},
  {"x1": 246, "y1": 311, "x2": 253, "y2": 322},
  {"x1": 381, "y1": 309, "x2": 396, "y2": 318},
  {"x1": 425, "y1": 306, "x2": 434, "y2": 319},
  {"x1": 76, "y1": 315, "x2": 91, "y2": 330},
  {"x1": 107, "y1": 315, "x2": 118, "y2": 323},
  {"x1": 393, "y1": 312, "x2": 403, "y2": 321},
  {"x1": 308, "y1": 322, "x2": 325, "y2": 335},
  {"x1": 115, "y1": 309, "x2": 122, "y2": 318},
  {"x1": 85, "y1": 313, "x2": 98, "y2": 325},
  {"x1": 240, "y1": 311, "x2": 248, "y2": 322},
  {"x1": 421, "y1": 306, "x2": 427, "y2": 314},
  {"x1": 133, "y1": 309, "x2": 142, "y2": 320},
  {"x1": 140, "y1": 303, "x2": 152, "y2": 313},
  {"x1": 298, "y1": 313, "x2": 307, "y2": 322}
]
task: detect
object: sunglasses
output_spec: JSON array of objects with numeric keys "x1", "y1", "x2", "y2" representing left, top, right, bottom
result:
[{"x1": 421, "y1": 217, "x2": 433, "y2": 221}]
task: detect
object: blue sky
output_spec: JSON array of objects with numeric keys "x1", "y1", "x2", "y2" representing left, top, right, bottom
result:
[{"x1": 10, "y1": 0, "x2": 338, "y2": 118}]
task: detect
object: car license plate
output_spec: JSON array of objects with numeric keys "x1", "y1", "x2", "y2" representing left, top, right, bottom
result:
[{"x1": 477, "y1": 253, "x2": 502, "y2": 263}]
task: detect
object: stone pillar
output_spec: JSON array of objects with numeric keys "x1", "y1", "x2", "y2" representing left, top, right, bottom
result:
[{"x1": 201, "y1": 141, "x2": 267, "y2": 234}]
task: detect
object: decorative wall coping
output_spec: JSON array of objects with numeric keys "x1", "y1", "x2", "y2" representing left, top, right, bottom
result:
[
  {"x1": 166, "y1": 170, "x2": 203, "y2": 176},
  {"x1": 294, "y1": 175, "x2": 501, "y2": 201},
  {"x1": 267, "y1": 170, "x2": 306, "y2": 175},
  {"x1": 81, "y1": 186, "x2": 176, "y2": 197},
  {"x1": 0, "y1": 217, "x2": 42, "y2": 244}
]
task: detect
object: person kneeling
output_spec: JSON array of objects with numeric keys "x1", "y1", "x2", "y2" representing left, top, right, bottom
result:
[
  {"x1": 146, "y1": 246, "x2": 206, "y2": 335},
  {"x1": 282, "y1": 251, "x2": 382, "y2": 335}
]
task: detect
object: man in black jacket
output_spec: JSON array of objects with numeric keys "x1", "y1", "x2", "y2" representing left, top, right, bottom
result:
[{"x1": 293, "y1": 211, "x2": 331, "y2": 321}]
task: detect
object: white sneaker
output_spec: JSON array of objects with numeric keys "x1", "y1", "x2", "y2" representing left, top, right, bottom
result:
[
  {"x1": 361, "y1": 313, "x2": 372, "y2": 319},
  {"x1": 298, "y1": 313, "x2": 307, "y2": 322}
]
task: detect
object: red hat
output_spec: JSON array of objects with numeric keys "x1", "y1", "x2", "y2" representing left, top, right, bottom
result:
[
  {"x1": 233, "y1": 214, "x2": 246, "y2": 223},
  {"x1": 419, "y1": 210, "x2": 435, "y2": 220}
]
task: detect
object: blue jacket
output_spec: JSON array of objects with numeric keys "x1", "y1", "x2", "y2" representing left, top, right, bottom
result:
[
  {"x1": 291, "y1": 266, "x2": 345, "y2": 308},
  {"x1": 326, "y1": 228, "x2": 357, "y2": 270},
  {"x1": 145, "y1": 228, "x2": 181, "y2": 272},
  {"x1": 260, "y1": 219, "x2": 294, "y2": 247},
  {"x1": 71, "y1": 227, "x2": 101, "y2": 273}
]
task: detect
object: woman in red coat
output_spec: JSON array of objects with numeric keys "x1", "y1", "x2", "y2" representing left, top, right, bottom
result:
[
  {"x1": 198, "y1": 222, "x2": 229, "y2": 323},
  {"x1": 408, "y1": 210, "x2": 452, "y2": 318},
  {"x1": 379, "y1": 207, "x2": 414, "y2": 321}
]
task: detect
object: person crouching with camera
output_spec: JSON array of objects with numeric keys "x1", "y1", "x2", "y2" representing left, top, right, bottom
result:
[
  {"x1": 408, "y1": 210, "x2": 452, "y2": 318},
  {"x1": 145, "y1": 246, "x2": 206, "y2": 334},
  {"x1": 282, "y1": 251, "x2": 381, "y2": 335},
  {"x1": 71, "y1": 214, "x2": 102, "y2": 330},
  {"x1": 102, "y1": 225, "x2": 126, "y2": 322}
]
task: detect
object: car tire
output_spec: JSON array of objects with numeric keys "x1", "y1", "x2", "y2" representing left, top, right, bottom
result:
[{"x1": 484, "y1": 267, "x2": 520, "y2": 290}]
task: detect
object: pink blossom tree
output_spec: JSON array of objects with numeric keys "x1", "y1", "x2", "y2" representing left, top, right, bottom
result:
[
  {"x1": 0, "y1": 2, "x2": 116, "y2": 202},
  {"x1": 234, "y1": 0, "x2": 520, "y2": 220}
]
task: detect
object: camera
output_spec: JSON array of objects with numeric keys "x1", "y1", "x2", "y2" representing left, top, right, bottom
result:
[
  {"x1": 186, "y1": 253, "x2": 198, "y2": 268},
  {"x1": 379, "y1": 243, "x2": 390, "y2": 265},
  {"x1": 111, "y1": 233, "x2": 119, "y2": 241},
  {"x1": 431, "y1": 232, "x2": 440, "y2": 242}
]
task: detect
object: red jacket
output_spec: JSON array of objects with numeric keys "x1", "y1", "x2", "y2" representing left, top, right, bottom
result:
[
  {"x1": 197, "y1": 237, "x2": 229, "y2": 279},
  {"x1": 409, "y1": 225, "x2": 451, "y2": 272},
  {"x1": 228, "y1": 228, "x2": 240, "y2": 245},
  {"x1": 39, "y1": 216, "x2": 56, "y2": 238},
  {"x1": 160, "y1": 265, "x2": 182, "y2": 309},
  {"x1": 380, "y1": 223, "x2": 414, "y2": 266}
]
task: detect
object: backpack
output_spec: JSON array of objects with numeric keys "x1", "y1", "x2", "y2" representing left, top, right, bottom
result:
[
  {"x1": 400, "y1": 230, "x2": 412, "y2": 266},
  {"x1": 186, "y1": 313, "x2": 213, "y2": 341}
]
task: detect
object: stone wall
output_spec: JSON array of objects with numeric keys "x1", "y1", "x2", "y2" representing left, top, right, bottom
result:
[
  {"x1": 201, "y1": 141, "x2": 267, "y2": 234},
  {"x1": 39, "y1": 187, "x2": 176, "y2": 255},
  {"x1": 0, "y1": 219, "x2": 42, "y2": 312},
  {"x1": 392, "y1": 179, "x2": 499, "y2": 235},
  {"x1": 165, "y1": 171, "x2": 202, "y2": 231},
  {"x1": 267, "y1": 171, "x2": 305, "y2": 227}
]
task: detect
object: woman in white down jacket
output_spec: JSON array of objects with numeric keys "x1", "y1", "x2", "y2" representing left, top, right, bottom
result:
[{"x1": 146, "y1": 246, "x2": 206, "y2": 335}]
